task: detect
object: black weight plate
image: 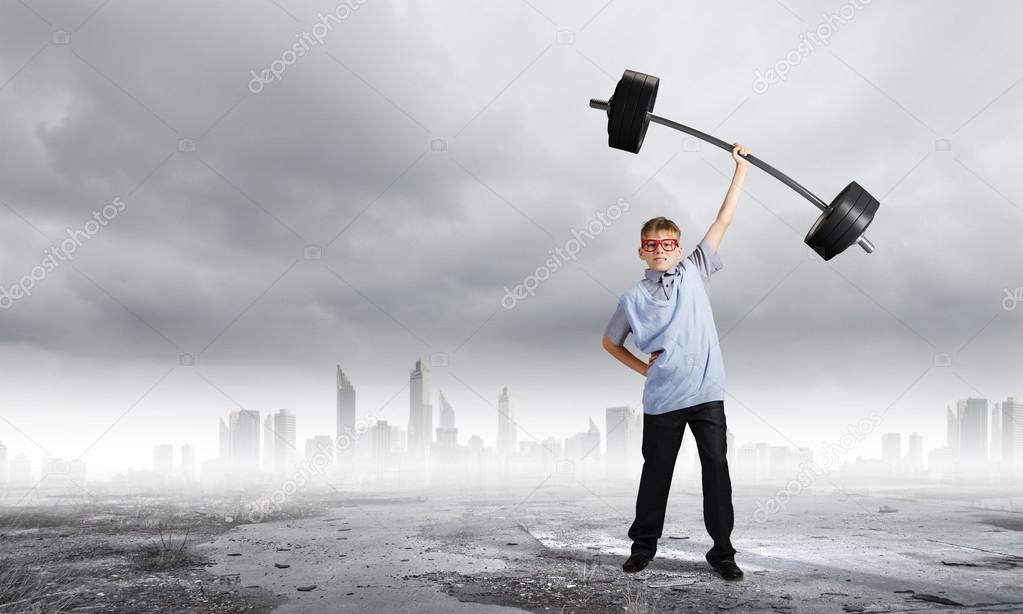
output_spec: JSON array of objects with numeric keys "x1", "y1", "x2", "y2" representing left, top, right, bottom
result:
[
  {"x1": 805, "y1": 181, "x2": 878, "y2": 260},
  {"x1": 822, "y1": 182, "x2": 876, "y2": 256},
  {"x1": 609, "y1": 71, "x2": 637, "y2": 149},
  {"x1": 631, "y1": 73, "x2": 659, "y2": 153},
  {"x1": 804, "y1": 212, "x2": 833, "y2": 259},
  {"x1": 830, "y1": 186, "x2": 879, "y2": 255},
  {"x1": 805, "y1": 183, "x2": 863, "y2": 259},
  {"x1": 611, "y1": 70, "x2": 644, "y2": 151},
  {"x1": 813, "y1": 182, "x2": 862, "y2": 247},
  {"x1": 619, "y1": 73, "x2": 650, "y2": 152},
  {"x1": 620, "y1": 73, "x2": 657, "y2": 153},
  {"x1": 609, "y1": 70, "x2": 637, "y2": 148}
]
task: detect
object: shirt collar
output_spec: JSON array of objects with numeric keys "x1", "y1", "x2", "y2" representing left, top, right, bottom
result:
[{"x1": 644, "y1": 262, "x2": 681, "y2": 282}]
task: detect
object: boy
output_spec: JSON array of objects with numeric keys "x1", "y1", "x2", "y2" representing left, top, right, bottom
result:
[{"x1": 601, "y1": 143, "x2": 750, "y2": 581}]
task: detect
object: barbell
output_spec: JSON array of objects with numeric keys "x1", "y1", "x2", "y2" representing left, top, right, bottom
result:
[{"x1": 589, "y1": 69, "x2": 879, "y2": 261}]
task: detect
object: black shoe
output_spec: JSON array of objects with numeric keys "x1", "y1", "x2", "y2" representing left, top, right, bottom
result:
[
  {"x1": 708, "y1": 558, "x2": 743, "y2": 580},
  {"x1": 622, "y1": 553, "x2": 652, "y2": 573}
]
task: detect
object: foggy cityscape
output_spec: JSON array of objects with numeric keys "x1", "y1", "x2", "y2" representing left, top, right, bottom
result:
[
  {"x1": 3, "y1": 0, "x2": 1023, "y2": 612},
  {"x1": 3, "y1": 360, "x2": 1022, "y2": 496}
]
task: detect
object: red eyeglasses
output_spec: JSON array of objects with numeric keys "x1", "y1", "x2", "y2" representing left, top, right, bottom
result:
[{"x1": 640, "y1": 238, "x2": 679, "y2": 252}]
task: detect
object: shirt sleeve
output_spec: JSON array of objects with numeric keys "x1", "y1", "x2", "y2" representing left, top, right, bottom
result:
[
  {"x1": 685, "y1": 238, "x2": 724, "y2": 283},
  {"x1": 604, "y1": 303, "x2": 631, "y2": 345}
]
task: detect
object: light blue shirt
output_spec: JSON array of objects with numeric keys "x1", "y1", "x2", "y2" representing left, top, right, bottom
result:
[{"x1": 609, "y1": 239, "x2": 724, "y2": 414}]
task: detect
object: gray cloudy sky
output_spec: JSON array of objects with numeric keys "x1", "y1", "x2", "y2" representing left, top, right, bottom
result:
[{"x1": 1, "y1": 0, "x2": 1021, "y2": 479}]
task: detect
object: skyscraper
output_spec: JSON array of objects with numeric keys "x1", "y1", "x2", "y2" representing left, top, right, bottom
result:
[
  {"x1": 1002, "y1": 397, "x2": 1023, "y2": 471},
  {"x1": 497, "y1": 386, "x2": 516, "y2": 456},
  {"x1": 273, "y1": 409, "x2": 297, "y2": 474},
  {"x1": 262, "y1": 413, "x2": 275, "y2": 473},
  {"x1": 336, "y1": 365, "x2": 356, "y2": 462},
  {"x1": 958, "y1": 398, "x2": 989, "y2": 465},
  {"x1": 218, "y1": 417, "x2": 232, "y2": 468},
  {"x1": 438, "y1": 390, "x2": 454, "y2": 429},
  {"x1": 10, "y1": 453, "x2": 31, "y2": 484},
  {"x1": 231, "y1": 409, "x2": 261, "y2": 477},
  {"x1": 305, "y1": 435, "x2": 334, "y2": 466},
  {"x1": 990, "y1": 403, "x2": 1002, "y2": 463},
  {"x1": 946, "y1": 405, "x2": 958, "y2": 457},
  {"x1": 605, "y1": 406, "x2": 638, "y2": 471},
  {"x1": 881, "y1": 433, "x2": 901, "y2": 466},
  {"x1": 435, "y1": 391, "x2": 458, "y2": 453},
  {"x1": 908, "y1": 432, "x2": 923, "y2": 472},
  {"x1": 181, "y1": 444, "x2": 196, "y2": 483},
  {"x1": 154, "y1": 444, "x2": 174, "y2": 477},
  {"x1": 408, "y1": 358, "x2": 433, "y2": 456},
  {"x1": 565, "y1": 418, "x2": 601, "y2": 462},
  {"x1": 372, "y1": 420, "x2": 394, "y2": 460}
]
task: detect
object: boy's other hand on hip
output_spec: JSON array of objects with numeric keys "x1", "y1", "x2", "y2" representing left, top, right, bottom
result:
[{"x1": 645, "y1": 350, "x2": 663, "y2": 376}]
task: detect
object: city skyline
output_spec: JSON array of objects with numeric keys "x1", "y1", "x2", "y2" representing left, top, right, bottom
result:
[
  {"x1": 3, "y1": 358, "x2": 1019, "y2": 485},
  {"x1": 2, "y1": 1, "x2": 1021, "y2": 487}
]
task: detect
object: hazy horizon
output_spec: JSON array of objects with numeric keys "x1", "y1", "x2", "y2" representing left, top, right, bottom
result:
[{"x1": 2, "y1": 0, "x2": 1022, "y2": 479}]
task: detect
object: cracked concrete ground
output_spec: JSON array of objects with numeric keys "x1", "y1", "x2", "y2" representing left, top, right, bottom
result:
[{"x1": 194, "y1": 476, "x2": 1023, "y2": 613}]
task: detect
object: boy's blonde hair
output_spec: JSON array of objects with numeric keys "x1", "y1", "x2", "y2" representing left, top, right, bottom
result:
[{"x1": 640, "y1": 216, "x2": 681, "y2": 239}]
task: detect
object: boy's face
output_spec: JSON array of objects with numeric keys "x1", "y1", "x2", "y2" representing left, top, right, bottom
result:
[{"x1": 638, "y1": 230, "x2": 681, "y2": 272}]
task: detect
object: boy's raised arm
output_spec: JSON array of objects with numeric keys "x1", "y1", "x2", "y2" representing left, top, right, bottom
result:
[{"x1": 701, "y1": 143, "x2": 750, "y2": 253}]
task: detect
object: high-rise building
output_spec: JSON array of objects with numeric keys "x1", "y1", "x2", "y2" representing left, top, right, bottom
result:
[
  {"x1": 372, "y1": 420, "x2": 394, "y2": 460},
  {"x1": 946, "y1": 405, "x2": 958, "y2": 457},
  {"x1": 438, "y1": 391, "x2": 454, "y2": 429},
  {"x1": 565, "y1": 418, "x2": 601, "y2": 462},
  {"x1": 337, "y1": 365, "x2": 356, "y2": 462},
  {"x1": 231, "y1": 409, "x2": 261, "y2": 476},
  {"x1": 541, "y1": 437, "x2": 562, "y2": 465},
  {"x1": 881, "y1": 433, "x2": 901, "y2": 466},
  {"x1": 908, "y1": 432, "x2": 923, "y2": 472},
  {"x1": 273, "y1": 409, "x2": 297, "y2": 474},
  {"x1": 180, "y1": 444, "x2": 196, "y2": 482},
  {"x1": 605, "y1": 406, "x2": 638, "y2": 471},
  {"x1": 990, "y1": 403, "x2": 1002, "y2": 463},
  {"x1": 154, "y1": 444, "x2": 174, "y2": 477},
  {"x1": 218, "y1": 417, "x2": 232, "y2": 467},
  {"x1": 497, "y1": 386, "x2": 517, "y2": 456},
  {"x1": 1002, "y1": 397, "x2": 1023, "y2": 470},
  {"x1": 408, "y1": 358, "x2": 433, "y2": 456},
  {"x1": 305, "y1": 435, "x2": 334, "y2": 467},
  {"x1": 435, "y1": 390, "x2": 458, "y2": 452},
  {"x1": 262, "y1": 413, "x2": 274, "y2": 473},
  {"x1": 958, "y1": 398, "x2": 989, "y2": 465},
  {"x1": 10, "y1": 453, "x2": 31, "y2": 483}
]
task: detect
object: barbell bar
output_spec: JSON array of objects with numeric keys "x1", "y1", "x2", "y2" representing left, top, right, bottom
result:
[{"x1": 590, "y1": 69, "x2": 879, "y2": 261}]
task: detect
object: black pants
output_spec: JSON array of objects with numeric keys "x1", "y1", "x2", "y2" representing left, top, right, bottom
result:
[{"x1": 628, "y1": 399, "x2": 736, "y2": 564}]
